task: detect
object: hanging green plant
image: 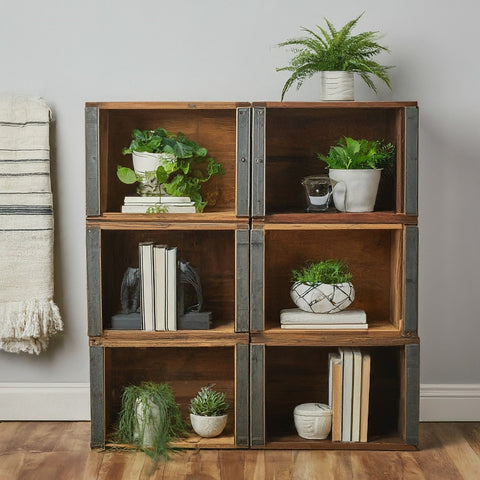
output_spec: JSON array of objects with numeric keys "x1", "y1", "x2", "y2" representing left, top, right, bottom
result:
[
  {"x1": 117, "y1": 127, "x2": 225, "y2": 212},
  {"x1": 114, "y1": 382, "x2": 187, "y2": 459}
]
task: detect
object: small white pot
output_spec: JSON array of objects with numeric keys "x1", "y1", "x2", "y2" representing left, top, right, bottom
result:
[
  {"x1": 132, "y1": 151, "x2": 176, "y2": 175},
  {"x1": 294, "y1": 403, "x2": 332, "y2": 440},
  {"x1": 329, "y1": 169, "x2": 382, "y2": 213},
  {"x1": 190, "y1": 413, "x2": 228, "y2": 438},
  {"x1": 134, "y1": 398, "x2": 161, "y2": 447},
  {"x1": 322, "y1": 71, "x2": 354, "y2": 101},
  {"x1": 290, "y1": 281, "x2": 355, "y2": 314}
]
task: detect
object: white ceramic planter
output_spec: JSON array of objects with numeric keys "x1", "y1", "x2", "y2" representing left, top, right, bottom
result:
[
  {"x1": 132, "y1": 151, "x2": 176, "y2": 175},
  {"x1": 290, "y1": 281, "x2": 355, "y2": 314},
  {"x1": 190, "y1": 413, "x2": 228, "y2": 438},
  {"x1": 134, "y1": 398, "x2": 161, "y2": 447},
  {"x1": 294, "y1": 403, "x2": 332, "y2": 440},
  {"x1": 329, "y1": 168, "x2": 382, "y2": 212},
  {"x1": 322, "y1": 71, "x2": 354, "y2": 101}
]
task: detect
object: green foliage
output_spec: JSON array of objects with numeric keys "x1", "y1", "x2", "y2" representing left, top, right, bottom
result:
[
  {"x1": 115, "y1": 382, "x2": 187, "y2": 460},
  {"x1": 189, "y1": 385, "x2": 229, "y2": 417},
  {"x1": 117, "y1": 127, "x2": 225, "y2": 211},
  {"x1": 292, "y1": 259, "x2": 352, "y2": 285},
  {"x1": 145, "y1": 204, "x2": 168, "y2": 214},
  {"x1": 277, "y1": 14, "x2": 393, "y2": 100},
  {"x1": 318, "y1": 137, "x2": 395, "y2": 170}
]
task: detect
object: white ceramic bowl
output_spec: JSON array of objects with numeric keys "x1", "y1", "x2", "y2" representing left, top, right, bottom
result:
[
  {"x1": 290, "y1": 281, "x2": 355, "y2": 313},
  {"x1": 294, "y1": 403, "x2": 332, "y2": 440}
]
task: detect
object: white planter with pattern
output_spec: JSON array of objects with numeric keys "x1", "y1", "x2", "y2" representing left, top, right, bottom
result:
[
  {"x1": 290, "y1": 281, "x2": 355, "y2": 314},
  {"x1": 321, "y1": 71, "x2": 354, "y2": 101}
]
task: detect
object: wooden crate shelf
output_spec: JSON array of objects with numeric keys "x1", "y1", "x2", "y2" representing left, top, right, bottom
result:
[{"x1": 86, "y1": 101, "x2": 419, "y2": 450}]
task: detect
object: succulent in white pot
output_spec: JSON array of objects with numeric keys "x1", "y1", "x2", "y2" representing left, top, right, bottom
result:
[
  {"x1": 318, "y1": 137, "x2": 395, "y2": 212},
  {"x1": 189, "y1": 385, "x2": 229, "y2": 438},
  {"x1": 290, "y1": 259, "x2": 354, "y2": 313}
]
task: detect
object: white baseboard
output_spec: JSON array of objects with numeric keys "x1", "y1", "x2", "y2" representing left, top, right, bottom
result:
[
  {"x1": 0, "y1": 383, "x2": 90, "y2": 421},
  {"x1": 0, "y1": 383, "x2": 479, "y2": 422},
  {"x1": 420, "y1": 384, "x2": 480, "y2": 421}
]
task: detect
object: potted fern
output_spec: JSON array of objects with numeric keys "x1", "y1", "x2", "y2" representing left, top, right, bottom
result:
[
  {"x1": 115, "y1": 382, "x2": 186, "y2": 459},
  {"x1": 117, "y1": 127, "x2": 224, "y2": 211},
  {"x1": 277, "y1": 14, "x2": 393, "y2": 101},
  {"x1": 290, "y1": 259, "x2": 354, "y2": 313},
  {"x1": 318, "y1": 137, "x2": 395, "y2": 212},
  {"x1": 189, "y1": 385, "x2": 229, "y2": 438}
]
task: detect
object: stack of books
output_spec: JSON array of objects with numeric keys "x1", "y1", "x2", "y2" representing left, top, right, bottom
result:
[
  {"x1": 329, "y1": 347, "x2": 371, "y2": 442},
  {"x1": 139, "y1": 242, "x2": 178, "y2": 331},
  {"x1": 280, "y1": 308, "x2": 368, "y2": 330},
  {"x1": 121, "y1": 195, "x2": 196, "y2": 214}
]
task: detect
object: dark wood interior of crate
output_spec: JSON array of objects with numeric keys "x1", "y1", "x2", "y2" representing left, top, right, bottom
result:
[
  {"x1": 264, "y1": 346, "x2": 401, "y2": 443},
  {"x1": 104, "y1": 347, "x2": 235, "y2": 439},
  {"x1": 99, "y1": 108, "x2": 238, "y2": 214},
  {"x1": 101, "y1": 230, "x2": 235, "y2": 330},
  {"x1": 264, "y1": 228, "x2": 403, "y2": 331},
  {"x1": 264, "y1": 108, "x2": 404, "y2": 214}
]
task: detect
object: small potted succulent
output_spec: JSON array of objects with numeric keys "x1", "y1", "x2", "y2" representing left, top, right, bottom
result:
[
  {"x1": 277, "y1": 14, "x2": 393, "y2": 101},
  {"x1": 117, "y1": 127, "x2": 224, "y2": 211},
  {"x1": 318, "y1": 137, "x2": 395, "y2": 212},
  {"x1": 290, "y1": 259, "x2": 354, "y2": 313},
  {"x1": 115, "y1": 382, "x2": 186, "y2": 459},
  {"x1": 189, "y1": 385, "x2": 229, "y2": 438}
]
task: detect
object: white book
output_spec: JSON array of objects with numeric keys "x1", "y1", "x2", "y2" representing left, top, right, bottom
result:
[
  {"x1": 166, "y1": 246, "x2": 177, "y2": 331},
  {"x1": 280, "y1": 308, "x2": 367, "y2": 325},
  {"x1": 340, "y1": 347, "x2": 354, "y2": 442},
  {"x1": 124, "y1": 195, "x2": 192, "y2": 204},
  {"x1": 121, "y1": 204, "x2": 196, "y2": 214},
  {"x1": 153, "y1": 245, "x2": 167, "y2": 331},
  {"x1": 351, "y1": 348, "x2": 363, "y2": 442},
  {"x1": 281, "y1": 323, "x2": 368, "y2": 330},
  {"x1": 139, "y1": 242, "x2": 155, "y2": 331}
]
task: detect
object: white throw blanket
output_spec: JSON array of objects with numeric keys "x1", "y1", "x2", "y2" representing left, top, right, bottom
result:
[{"x1": 0, "y1": 94, "x2": 63, "y2": 354}]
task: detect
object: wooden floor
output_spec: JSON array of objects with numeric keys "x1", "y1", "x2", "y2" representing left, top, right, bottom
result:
[{"x1": 0, "y1": 423, "x2": 479, "y2": 479}]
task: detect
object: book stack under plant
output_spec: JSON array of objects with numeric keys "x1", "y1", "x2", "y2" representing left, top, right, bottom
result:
[
  {"x1": 329, "y1": 347, "x2": 371, "y2": 442},
  {"x1": 139, "y1": 242, "x2": 178, "y2": 331},
  {"x1": 280, "y1": 308, "x2": 368, "y2": 330},
  {"x1": 121, "y1": 195, "x2": 196, "y2": 214}
]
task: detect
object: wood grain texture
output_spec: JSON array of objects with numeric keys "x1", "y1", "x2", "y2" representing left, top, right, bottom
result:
[
  {"x1": 252, "y1": 101, "x2": 418, "y2": 108},
  {"x1": 1, "y1": 422, "x2": 477, "y2": 480}
]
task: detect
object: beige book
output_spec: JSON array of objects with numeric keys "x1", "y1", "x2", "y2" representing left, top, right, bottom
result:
[{"x1": 360, "y1": 352, "x2": 371, "y2": 442}]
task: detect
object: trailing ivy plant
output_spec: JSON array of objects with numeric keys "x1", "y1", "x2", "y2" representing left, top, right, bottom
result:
[
  {"x1": 292, "y1": 259, "x2": 352, "y2": 285},
  {"x1": 115, "y1": 382, "x2": 187, "y2": 460},
  {"x1": 117, "y1": 127, "x2": 225, "y2": 212},
  {"x1": 318, "y1": 137, "x2": 395, "y2": 170},
  {"x1": 277, "y1": 14, "x2": 393, "y2": 100},
  {"x1": 189, "y1": 385, "x2": 229, "y2": 417}
]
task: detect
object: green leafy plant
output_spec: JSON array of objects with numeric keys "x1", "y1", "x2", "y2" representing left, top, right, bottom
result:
[
  {"x1": 189, "y1": 385, "x2": 229, "y2": 417},
  {"x1": 115, "y1": 382, "x2": 187, "y2": 459},
  {"x1": 117, "y1": 127, "x2": 225, "y2": 212},
  {"x1": 277, "y1": 14, "x2": 393, "y2": 100},
  {"x1": 318, "y1": 137, "x2": 395, "y2": 170},
  {"x1": 292, "y1": 259, "x2": 352, "y2": 285}
]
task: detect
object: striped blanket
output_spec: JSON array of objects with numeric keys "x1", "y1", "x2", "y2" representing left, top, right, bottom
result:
[{"x1": 0, "y1": 94, "x2": 63, "y2": 354}]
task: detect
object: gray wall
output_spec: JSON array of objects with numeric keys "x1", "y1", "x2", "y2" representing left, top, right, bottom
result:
[{"x1": 1, "y1": 1, "x2": 478, "y2": 400}]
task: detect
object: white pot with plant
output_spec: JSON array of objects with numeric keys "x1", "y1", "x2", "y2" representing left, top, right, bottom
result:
[
  {"x1": 318, "y1": 137, "x2": 395, "y2": 212},
  {"x1": 117, "y1": 127, "x2": 224, "y2": 211},
  {"x1": 189, "y1": 385, "x2": 229, "y2": 438},
  {"x1": 277, "y1": 14, "x2": 393, "y2": 101},
  {"x1": 115, "y1": 382, "x2": 186, "y2": 459},
  {"x1": 290, "y1": 259, "x2": 354, "y2": 314}
]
